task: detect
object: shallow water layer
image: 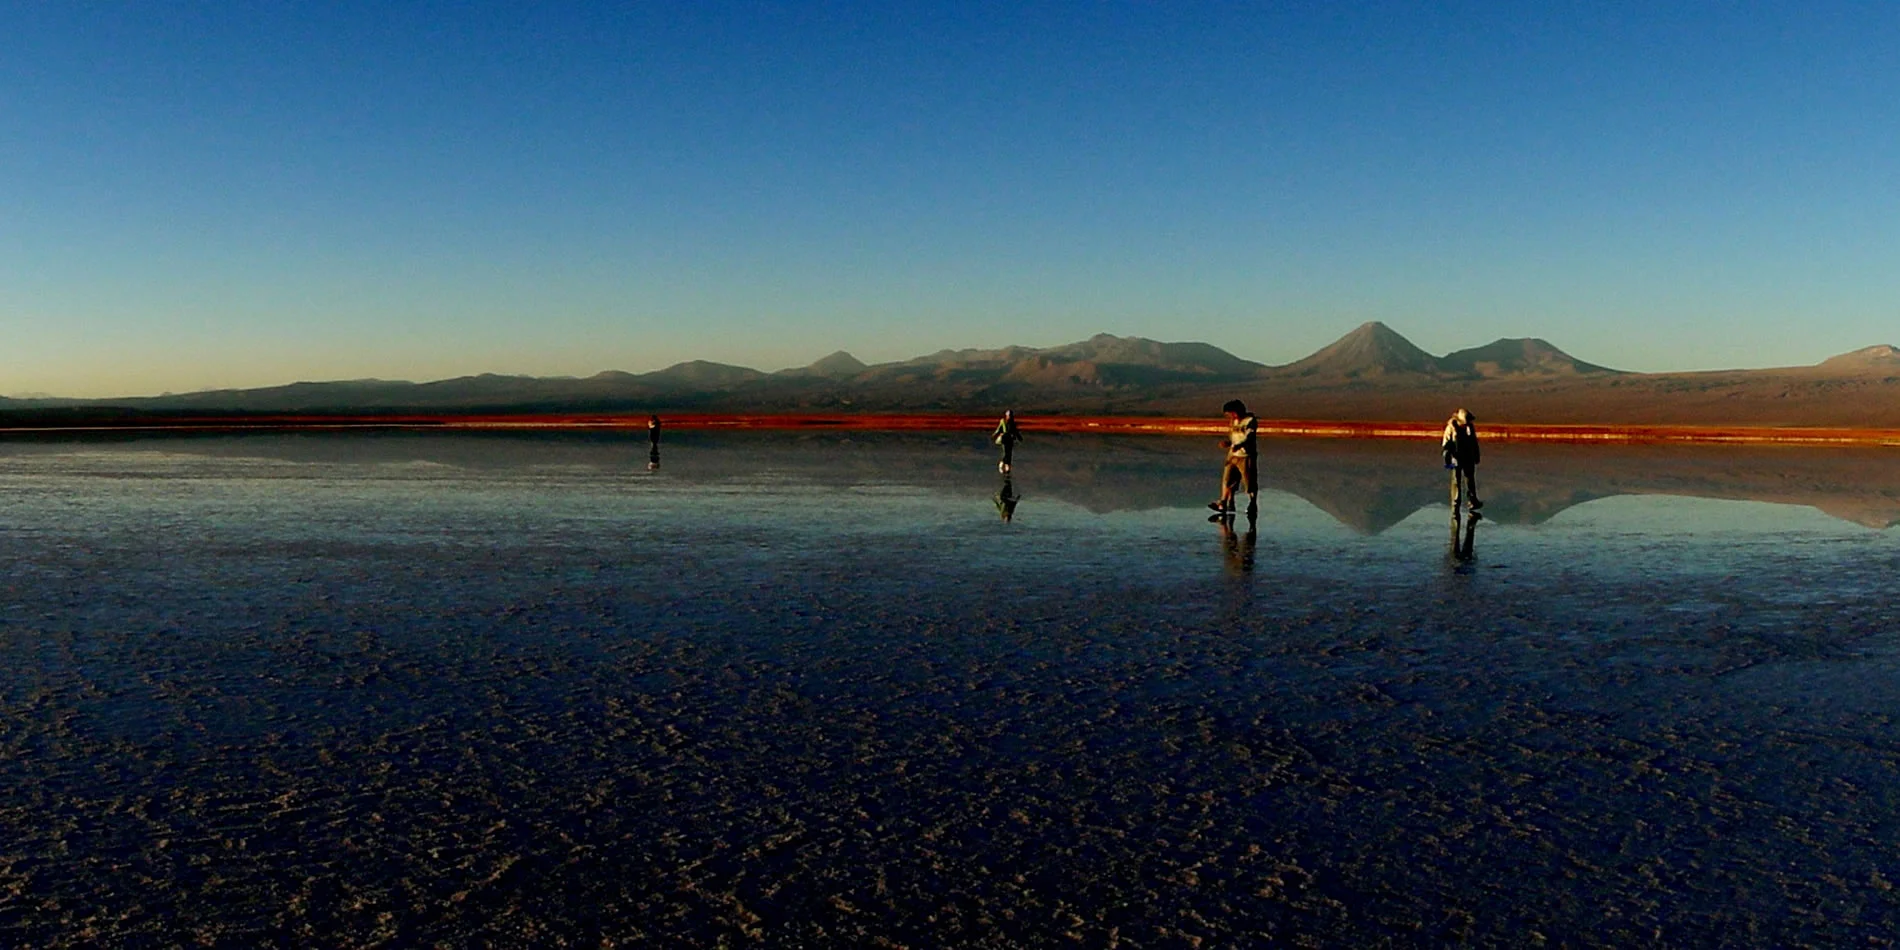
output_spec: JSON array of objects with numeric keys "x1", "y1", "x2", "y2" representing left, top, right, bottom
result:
[{"x1": 1, "y1": 431, "x2": 1897, "y2": 946}]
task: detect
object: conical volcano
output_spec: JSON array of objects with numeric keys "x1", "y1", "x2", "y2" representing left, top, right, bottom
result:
[{"x1": 1275, "y1": 322, "x2": 1441, "y2": 378}]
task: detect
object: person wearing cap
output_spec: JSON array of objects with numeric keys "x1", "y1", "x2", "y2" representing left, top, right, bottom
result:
[
  {"x1": 1442, "y1": 408, "x2": 1482, "y2": 511},
  {"x1": 1209, "y1": 399, "x2": 1259, "y2": 516}
]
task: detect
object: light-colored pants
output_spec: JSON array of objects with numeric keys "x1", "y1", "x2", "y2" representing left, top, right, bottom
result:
[{"x1": 1221, "y1": 454, "x2": 1257, "y2": 499}]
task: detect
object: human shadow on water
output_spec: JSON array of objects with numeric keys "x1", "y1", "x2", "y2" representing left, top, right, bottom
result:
[
  {"x1": 1215, "y1": 509, "x2": 1257, "y2": 575},
  {"x1": 993, "y1": 476, "x2": 1021, "y2": 522},
  {"x1": 1447, "y1": 507, "x2": 1479, "y2": 571}
]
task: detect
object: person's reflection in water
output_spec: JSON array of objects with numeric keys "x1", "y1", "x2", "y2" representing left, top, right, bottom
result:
[
  {"x1": 1218, "y1": 509, "x2": 1258, "y2": 575},
  {"x1": 994, "y1": 476, "x2": 1021, "y2": 522},
  {"x1": 647, "y1": 446, "x2": 660, "y2": 471},
  {"x1": 1447, "y1": 507, "x2": 1478, "y2": 568}
]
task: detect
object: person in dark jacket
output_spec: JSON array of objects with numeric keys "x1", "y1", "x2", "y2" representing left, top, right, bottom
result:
[
  {"x1": 1441, "y1": 408, "x2": 1482, "y2": 511},
  {"x1": 992, "y1": 409, "x2": 1022, "y2": 473}
]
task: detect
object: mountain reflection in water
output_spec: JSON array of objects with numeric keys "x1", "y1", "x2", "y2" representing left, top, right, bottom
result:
[{"x1": 2, "y1": 429, "x2": 1895, "y2": 531}]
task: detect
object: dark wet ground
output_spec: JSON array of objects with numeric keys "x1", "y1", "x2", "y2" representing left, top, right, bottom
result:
[{"x1": 1, "y1": 432, "x2": 1897, "y2": 946}]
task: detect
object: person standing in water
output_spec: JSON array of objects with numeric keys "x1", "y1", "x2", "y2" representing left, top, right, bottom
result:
[
  {"x1": 992, "y1": 409, "x2": 1022, "y2": 473},
  {"x1": 1209, "y1": 399, "x2": 1259, "y2": 516},
  {"x1": 1442, "y1": 408, "x2": 1482, "y2": 512},
  {"x1": 647, "y1": 414, "x2": 662, "y2": 470}
]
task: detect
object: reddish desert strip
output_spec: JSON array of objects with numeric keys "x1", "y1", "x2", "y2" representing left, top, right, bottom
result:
[{"x1": 5, "y1": 412, "x2": 1900, "y2": 446}]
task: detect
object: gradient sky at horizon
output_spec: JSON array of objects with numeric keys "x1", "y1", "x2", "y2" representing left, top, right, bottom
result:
[{"x1": 4, "y1": 2, "x2": 1897, "y2": 397}]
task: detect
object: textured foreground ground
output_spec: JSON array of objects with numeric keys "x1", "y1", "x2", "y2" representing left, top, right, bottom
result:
[{"x1": 2, "y1": 432, "x2": 1897, "y2": 946}]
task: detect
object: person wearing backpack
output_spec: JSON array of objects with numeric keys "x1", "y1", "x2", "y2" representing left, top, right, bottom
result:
[{"x1": 1442, "y1": 408, "x2": 1482, "y2": 512}]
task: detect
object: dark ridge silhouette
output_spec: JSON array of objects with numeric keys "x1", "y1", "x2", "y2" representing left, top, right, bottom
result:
[
  {"x1": 638, "y1": 360, "x2": 764, "y2": 387},
  {"x1": 799, "y1": 351, "x2": 869, "y2": 378},
  {"x1": 127, "y1": 379, "x2": 432, "y2": 412},
  {"x1": 896, "y1": 344, "x2": 1042, "y2": 367},
  {"x1": 810, "y1": 334, "x2": 1265, "y2": 402},
  {"x1": 1039, "y1": 334, "x2": 1266, "y2": 377},
  {"x1": 1437, "y1": 338, "x2": 1620, "y2": 378},
  {"x1": 11, "y1": 329, "x2": 1900, "y2": 426},
  {"x1": 1274, "y1": 321, "x2": 1442, "y2": 378}
]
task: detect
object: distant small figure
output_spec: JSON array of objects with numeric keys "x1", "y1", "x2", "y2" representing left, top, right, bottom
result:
[
  {"x1": 1442, "y1": 408, "x2": 1482, "y2": 512},
  {"x1": 1207, "y1": 399, "x2": 1259, "y2": 517},
  {"x1": 992, "y1": 409, "x2": 1022, "y2": 473},
  {"x1": 647, "y1": 414, "x2": 662, "y2": 470},
  {"x1": 994, "y1": 476, "x2": 1021, "y2": 522}
]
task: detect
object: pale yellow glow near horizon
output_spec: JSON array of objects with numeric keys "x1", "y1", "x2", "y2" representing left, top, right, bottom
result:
[
  {"x1": 3, "y1": 339, "x2": 836, "y2": 400},
  {"x1": 10, "y1": 317, "x2": 1890, "y2": 400},
  {"x1": 5, "y1": 346, "x2": 613, "y2": 400}
]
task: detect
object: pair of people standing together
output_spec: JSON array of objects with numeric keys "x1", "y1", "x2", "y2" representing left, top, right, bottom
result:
[
  {"x1": 1209, "y1": 401, "x2": 1484, "y2": 517},
  {"x1": 1208, "y1": 399, "x2": 1259, "y2": 517}
]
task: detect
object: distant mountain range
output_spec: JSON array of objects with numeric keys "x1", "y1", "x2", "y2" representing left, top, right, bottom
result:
[{"x1": 6, "y1": 323, "x2": 1899, "y2": 427}]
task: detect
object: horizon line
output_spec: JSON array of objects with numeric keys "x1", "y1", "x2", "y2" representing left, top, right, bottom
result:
[{"x1": 10, "y1": 324, "x2": 1897, "y2": 402}]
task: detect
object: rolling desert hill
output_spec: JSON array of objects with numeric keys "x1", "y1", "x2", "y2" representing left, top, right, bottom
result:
[
  {"x1": 1436, "y1": 337, "x2": 1618, "y2": 378},
  {"x1": 1818, "y1": 344, "x2": 1900, "y2": 372},
  {"x1": 5, "y1": 324, "x2": 1898, "y2": 427}
]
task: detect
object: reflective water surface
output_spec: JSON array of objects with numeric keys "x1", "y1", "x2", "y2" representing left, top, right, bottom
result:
[{"x1": 1, "y1": 431, "x2": 1897, "y2": 945}]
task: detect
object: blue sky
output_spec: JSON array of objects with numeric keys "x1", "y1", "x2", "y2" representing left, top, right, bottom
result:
[{"x1": 3, "y1": 2, "x2": 1896, "y2": 397}]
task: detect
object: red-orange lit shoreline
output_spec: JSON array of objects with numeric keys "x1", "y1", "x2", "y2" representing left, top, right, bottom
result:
[{"x1": 5, "y1": 412, "x2": 1900, "y2": 446}]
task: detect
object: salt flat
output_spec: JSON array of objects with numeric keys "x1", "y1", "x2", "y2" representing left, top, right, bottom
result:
[{"x1": 1, "y1": 432, "x2": 1896, "y2": 945}]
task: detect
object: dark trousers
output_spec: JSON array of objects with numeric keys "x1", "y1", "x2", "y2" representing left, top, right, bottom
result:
[{"x1": 1450, "y1": 465, "x2": 1479, "y2": 507}]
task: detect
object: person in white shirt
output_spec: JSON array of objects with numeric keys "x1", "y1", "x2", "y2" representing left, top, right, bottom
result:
[{"x1": 1208, "y1": 399, "x2": 1259, "y2": 516}]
